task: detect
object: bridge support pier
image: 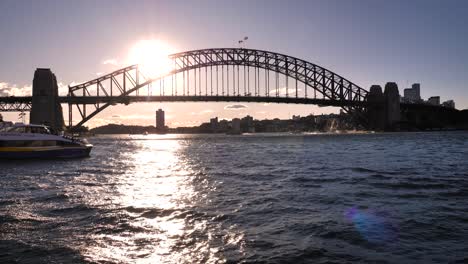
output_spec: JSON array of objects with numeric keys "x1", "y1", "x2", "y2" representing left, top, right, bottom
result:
[
  {"x1": 367, "y1": 85, "x2": 385, "y2": 131},
  {"x1": 384, "y1": 82, "x2": 400, "y2": 131},
  {"x1": 30, "y1": 68, "x2": 64, "y2": 130},
  {"x1": 367, "y1": 82, "x2": 401, "y2": 131}
]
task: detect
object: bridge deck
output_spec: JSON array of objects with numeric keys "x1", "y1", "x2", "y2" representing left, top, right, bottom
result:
[{"x1": 58, "y1": 95, "x2": 369, "y2": 107}]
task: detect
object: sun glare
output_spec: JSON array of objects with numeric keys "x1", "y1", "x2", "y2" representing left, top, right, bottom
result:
[{"x1": 128, "y1": 39, "x2": 175, "y2": 79}]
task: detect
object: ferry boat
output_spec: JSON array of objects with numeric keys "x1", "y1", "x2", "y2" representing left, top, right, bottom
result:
[{"x1": 0, "y1": 123, "x2": 92, "y2": 159}]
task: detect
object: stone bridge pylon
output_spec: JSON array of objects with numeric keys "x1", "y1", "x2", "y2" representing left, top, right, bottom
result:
[{"x1": 29, "y1": 68, "x2": 64, "y2": 129}]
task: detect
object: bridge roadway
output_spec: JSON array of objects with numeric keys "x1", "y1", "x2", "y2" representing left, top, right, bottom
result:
[
  {"x1": 0, "y1": 95, "x2": 369, "y2": 111},
  {"x1": 0, "y1": 95, "x2": 456, "y2": 111}
]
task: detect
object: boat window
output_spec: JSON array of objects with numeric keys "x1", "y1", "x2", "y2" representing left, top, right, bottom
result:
[
  {"x1": 30, "y1": 127, "x2": 48, "y2": 134},
  {"x1": 0, "y1": 140, "x2": 57, "y2": 147},
  {"x1": 5, "y1": 126, "x2": 26, "y2": 133}
]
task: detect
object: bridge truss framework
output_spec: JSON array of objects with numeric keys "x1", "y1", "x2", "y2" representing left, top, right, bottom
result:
[
  {"x1": 66, "y1": 48, "x2": 369, "y2": 128},
  {"x1": 0, "y1": 48, "x2": 371, "y2": 129}
]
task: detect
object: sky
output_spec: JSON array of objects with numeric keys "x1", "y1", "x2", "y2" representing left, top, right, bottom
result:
[{"x1": 1, "y1": 0, "x2": 468, "y2": 127}]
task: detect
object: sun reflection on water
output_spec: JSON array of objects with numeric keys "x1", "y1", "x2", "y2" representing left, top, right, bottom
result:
[{"x1": 81, "y1": 136, "x2": 228, "y2": 263}]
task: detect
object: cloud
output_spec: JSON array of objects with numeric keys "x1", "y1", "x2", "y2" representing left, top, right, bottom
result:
[
  {"x1": 0, "y1": 81, "x2": 71, "y2": 97},
  {"x1": 269, "y1": 87, "x2": 302, "y2": 96},
  {"x1": 0, "y1": 82, "x2": 32, "y2": 96},
  {"x1": 102, "y1": 59, "x2": 119, "y2": 66},
  {"x1": 110, "y1": 114, "x2": 154, "y2": 120},
  {"x1": 224, "y1": 104, "x2": 248, "y2": 110},
  {"x1": 190, "y1": 109, "x2": 215, "y2": 115},
  {"x1": 96, "y1": 72, "x2": 103, "y2": 76},
  {"x1": 58, "y1": 82, "x2": 70, "y2": 96},
  {"x1": 0, "y1": 82, "x2": 9, "y2": 96}
]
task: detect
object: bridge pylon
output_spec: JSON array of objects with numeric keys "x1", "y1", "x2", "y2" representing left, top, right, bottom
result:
[
  {"x1": 30, "y1": 68, "x2": 65, "y2": 130},
  {"x1": 366, "y1": 82, "x2": 401, "y2": 131}
]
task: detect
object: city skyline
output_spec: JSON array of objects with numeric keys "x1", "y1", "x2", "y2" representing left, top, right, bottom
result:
[{"x1": 1, "y1": 0, "x2": 468, "y2": 127}]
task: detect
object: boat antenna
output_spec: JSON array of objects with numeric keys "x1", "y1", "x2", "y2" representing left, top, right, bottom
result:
[{"x1": 19, "y1": 112, "x2": 25, "y2": 123}]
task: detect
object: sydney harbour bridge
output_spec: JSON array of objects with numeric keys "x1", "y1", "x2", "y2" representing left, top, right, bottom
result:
[{"x1": 0, "y1": 48, "x2": 458, "y2": 131}]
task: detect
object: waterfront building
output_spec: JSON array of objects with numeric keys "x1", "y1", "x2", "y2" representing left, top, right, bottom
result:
[
  {"x1": 428, "y1": 96, "x2": 440, "y2": 106},
  {"x1": 156, "y1": 109, "x2": 165, "y2": 130},
  {"x1": 442, "y1": 100, "x2": 455, "y2": 109},
  {"x1": 231, "y1": 118, "x2": 241, "y2": 134},
  {"x1": 219, "y1": 119, "x2": 230, "y2": 132},
  {"x1": 292, "y1": 115, "x2": 301, "y2": 121},
  {"x1": 210, "y1": 117, "x2": 219, "y2": 132},
  {"x1": 241, "y1": 115, "x2": 255, "y2": 133}
]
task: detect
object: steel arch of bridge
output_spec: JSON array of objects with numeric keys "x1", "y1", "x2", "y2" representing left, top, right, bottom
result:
[{"x1": 68, "y1": 48, "x2": 369, "y2": 128}]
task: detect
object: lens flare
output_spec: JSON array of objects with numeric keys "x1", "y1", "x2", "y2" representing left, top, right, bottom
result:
[{"x1": 345, "y1": 207, "x2": 398, "y2": 244}]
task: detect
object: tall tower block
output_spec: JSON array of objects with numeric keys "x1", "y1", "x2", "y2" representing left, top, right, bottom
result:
[{"x1": 156, "y1": 108, "x2": 165, "y2": 130}]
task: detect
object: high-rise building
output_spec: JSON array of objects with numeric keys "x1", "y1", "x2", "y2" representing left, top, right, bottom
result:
[
  {"x1": 412, "y1": 83, "x2": 420, "y2": 97},
  {"x1": 210, "y1": 117, "x2": 219, "y2": 132},
  {"x1": 403, "y1": 83, "x2": 421, "y2": 102},
  {"x1": 230, "y1": 118, "x2": 241, "y2": 134},
  {"x1": 241, "y1": 115, "x2": 255, "y2": 133},
  {"x1": 156, "y1": 109, "x2": 165, "y2": 130}
]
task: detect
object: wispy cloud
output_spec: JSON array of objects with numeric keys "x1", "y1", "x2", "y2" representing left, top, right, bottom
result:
[
  {"x1": 190, "y1": 109, "x2": 214, "y2": 115},
  {"x1": 269, "y1": 87, "x2": 302, "y2": 96},
  {"x1": 224, "y1": 104, "x2": 248, "y2": 110},
  {"x1": 109, "y1": 114, "x2": 155, "y2": 120},
  {"x1": 102, "y1": 59, "x2": 119, "y2": 66}
]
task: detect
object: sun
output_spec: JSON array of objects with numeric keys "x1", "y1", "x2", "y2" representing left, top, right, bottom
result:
[{"x1": 128, "y1": 39, "x2": 175, "y2": 79}]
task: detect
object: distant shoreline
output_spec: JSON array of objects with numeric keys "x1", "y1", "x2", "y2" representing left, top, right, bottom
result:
[{"x1": 86, "y1": 128, "x2": 467, "y2": 136}]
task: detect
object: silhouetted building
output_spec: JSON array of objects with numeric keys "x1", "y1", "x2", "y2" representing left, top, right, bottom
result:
[
  {"x1": 219, "y1": 119, "x2": 230, "y2": 132},
  {"x1": 210, "y1": 117, "x2": 219, "y2": 132},
  {"x1": 442, "y1": 100, "x2": 455, "y2": 109},
  {"x1": 156, "y1": 109, "x2": 165, "y2": 130},
  {"x1": 230, "y1": 118, "x2": 241, "y2": 134},
  {"x1": 428, "y1": 96, "x2": 440, "y2": 106},
  {"x1": 292, "y1": 115, "x2": 301, "y2": 121},
  {"x1": 241, "y1": 115, "x2": 255, "y2": 133},
  {"x1": 403, "y1": 83, "x2": 421, "y2": 102}
]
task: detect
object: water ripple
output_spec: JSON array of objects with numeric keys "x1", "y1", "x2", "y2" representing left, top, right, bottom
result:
[{"x1": 0, "y1": 132, "x2": 467, "y2": 263}]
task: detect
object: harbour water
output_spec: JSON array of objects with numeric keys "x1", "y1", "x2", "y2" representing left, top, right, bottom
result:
[{"x1": 0, "y1": 132, "x2": 467, "y2": 263}]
